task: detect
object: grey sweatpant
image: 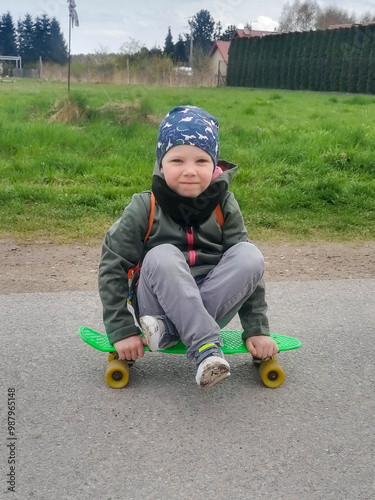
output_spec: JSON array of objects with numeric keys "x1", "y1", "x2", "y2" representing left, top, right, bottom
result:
[{"x1": 136, "y1": 242, "x2": 265, "y2": 360}]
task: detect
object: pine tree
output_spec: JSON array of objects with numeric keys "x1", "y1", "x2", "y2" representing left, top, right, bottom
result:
[
  {"x1": 307, "y1": 30, "x2": 320, "y2": 90},
  {"x1": 241, "y1": 37, "x2": 251, "y2": 87},
  {"x1": 299, "y1": 31, "x2": 313, "y2": 90},
  {"x1": 236, "y1": 37, "x2": 248, "y2": 86},
  {"x1": 321, "y1": 29, "x2": 334, "y2": 91},
  {"x1": 314, "y1": 29, "x2": 328, "y2": 91},
  {"x1": 355, "y1": 26, "x2": 373, "y2": 93},
  {"x1": 17, "y1": 14, "x2": 37, "y2": 63},
  {"x1": 366, "y1": 36, "x2": 375, "y2": 94},
  {"x1": 164, "y1": 27, "x2": 174, "y2": 60},
  {"x1": 338, "y1": 27, "x2": 352, "y2": 92},
  {"x1": 261, "y1": 35, "x2": 273, "y2": 88},
  {"x1": 255, "y1": 37, "x2": 265, "y2": 88},
  {"x1": 292, "y1": 32, "x2": 304, "y2": 89},
  {"x1": 330, "y1": 28, "x2": 345, "y2": 91},
  {"x1": 347, "y1": 27, "x2": 361, "y2": 93},
  {"x1": 247, "y1": 38, "x2": 259, "y2": 87},
  {"x1": 226, "y1": 37, "x2": 236, "y2": 86},
  {"x1": 286, "y1": 32, "x2": 298, "y2": 89},
  {"x1": 188, "y1": 9, "x2": 215, "y2": 55},
  {"x1": 0, "y1": 12, "x2": 17, "y2": 55},
  {"x1": 174, "y1": 34, "x2": 188, "y2": 63},
  {"x1": 49, "y1": 17, "x2": 68, "y2": 64},
  {"x1": 266, "y1": 35, "x2": 277, "y2": 88},
  {"x1": 220, "y1": 25, "x2": 236, "y2": 41},
  {"x1": 33, "y1": 14, "x2": 51, "y2": 61},
  {"x1": 273, "y1": 34, "x2": 286, "y2": 89},
  {"x1": 280, "y1": 32, "x2": 293, "y2": 89}
]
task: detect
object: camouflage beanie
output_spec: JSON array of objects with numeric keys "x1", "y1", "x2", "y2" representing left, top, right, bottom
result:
[{"x1": 156, "y1": 105, "x2": 219, "y2": 168}]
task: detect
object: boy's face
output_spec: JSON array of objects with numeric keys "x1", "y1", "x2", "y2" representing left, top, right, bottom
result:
[{"x1": 160, "y1": 145, "x2": 214, "y2": 198}]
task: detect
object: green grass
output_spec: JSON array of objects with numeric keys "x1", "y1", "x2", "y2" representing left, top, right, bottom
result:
[{"x1": 0, "y1": 79, "x2": 374, "y2": 243}]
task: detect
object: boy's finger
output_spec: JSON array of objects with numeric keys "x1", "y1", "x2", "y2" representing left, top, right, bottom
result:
[
  {"x1": 247, "y1": 340, "x2": 257, "y2": 356},
  {"x1": 138, "y1": 345, "x2": 145, "y2": 358}
]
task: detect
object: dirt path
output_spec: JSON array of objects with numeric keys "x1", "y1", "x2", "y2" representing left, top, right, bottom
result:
[{"x1": 1, "y1": 239, "x2": 374, "y2": 294}]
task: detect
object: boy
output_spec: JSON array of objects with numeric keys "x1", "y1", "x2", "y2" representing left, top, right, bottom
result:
[{"x1": 99, "y1": 105, "x2": 278, "y2": 388}]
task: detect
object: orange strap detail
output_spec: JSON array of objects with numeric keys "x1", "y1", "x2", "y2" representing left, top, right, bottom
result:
[
  {"x1": 128, "y1": 192, "x2": 156, "y2": 280},
  {"x1": 144, "y1": 192, "x2": 156, "y2": 243},
  {"x1": 214, "y1": 204, "x2": 224, "y2": 227}
]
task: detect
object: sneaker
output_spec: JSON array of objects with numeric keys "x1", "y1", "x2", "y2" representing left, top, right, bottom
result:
[
  {"x1": 195, "y1": 343, "x2": 230, "y2": 388},
  {"x1": 140, "y1": 316, "x2": 179, "y2": 351}
]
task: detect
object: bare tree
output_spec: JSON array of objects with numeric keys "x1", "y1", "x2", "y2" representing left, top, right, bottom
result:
[
  {"x1": 279, "y1": 0, "x2": 321, "y2": 32},
  {"x1": 316, "y1": 6, "x2": 356, "y2": 30},
  {"x1": 359, "y1": 11, "x2": 375, "y2": 24}
]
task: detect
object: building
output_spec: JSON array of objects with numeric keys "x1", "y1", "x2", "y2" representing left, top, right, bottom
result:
[
  {"x1": 209, "y1": 28, "x2": 281, "y2": 85},
  {"x1": 209, "y1": 41, "x2": 230, "y2": 85}
]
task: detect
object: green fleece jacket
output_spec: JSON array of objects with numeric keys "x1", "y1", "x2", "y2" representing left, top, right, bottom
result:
[{"x1": 98, "y1": 160, "x2": 270, "y2": 345}]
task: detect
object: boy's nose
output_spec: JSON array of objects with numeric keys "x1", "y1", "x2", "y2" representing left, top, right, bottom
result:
[{"x1": 183, "y1": 162, "x2": 196, "y2": 174}]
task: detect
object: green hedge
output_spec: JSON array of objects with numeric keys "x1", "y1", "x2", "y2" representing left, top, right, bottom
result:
[{"x1": 227, "y1": 25, "x2": 375, "y2": 93}]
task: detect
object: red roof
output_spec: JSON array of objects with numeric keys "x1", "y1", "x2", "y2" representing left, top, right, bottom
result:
[
  {"x1": 234, "y1": 28, "x2": 279, "y2": 38},
  {"x1": 209, "y1": 41, "x2": 230, "y2": 64},
  {"x1": 328, "y1": 22, "x2": 375, "y2": 30}
]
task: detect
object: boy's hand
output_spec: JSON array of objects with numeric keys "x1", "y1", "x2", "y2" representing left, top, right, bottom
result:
[
  {"x1": 114, "y1": 335, "x2": 147, "y2": 361},
  {"x1": 246, "y1": 335, "x2": 279, "y2": 359}
]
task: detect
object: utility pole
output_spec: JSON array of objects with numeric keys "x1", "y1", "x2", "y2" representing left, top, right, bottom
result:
[
  {"x1": 185, "y1": 16, "x2": 194, "y2": 67},
  {"x1": 67, "y1": 0, "x2": 79, "y2": 92}
]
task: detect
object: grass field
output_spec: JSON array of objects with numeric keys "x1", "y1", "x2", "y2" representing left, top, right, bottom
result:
[{"x1": 0, "y1": 79, "x2": 374, "y2": 243}]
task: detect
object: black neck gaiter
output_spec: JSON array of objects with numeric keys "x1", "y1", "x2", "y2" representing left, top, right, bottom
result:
[{"x1": 152, "y1": 175, "x2": 228, "y2": 228}]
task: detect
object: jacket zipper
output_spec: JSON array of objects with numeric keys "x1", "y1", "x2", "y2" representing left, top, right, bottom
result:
[{"x1": 186, "y1": 226, "x2": 196, "y2": 266}]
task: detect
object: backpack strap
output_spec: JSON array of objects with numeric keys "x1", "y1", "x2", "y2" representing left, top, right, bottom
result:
[
  {"x1": 214, "y1": 203, "x2": 224, "y2": 227},
  {"x1": 144, "y1": 192, "x2": 156, "y2": 243},
  {"x1": 127, "y1": 192, "x2": 155, "y2": 281}
]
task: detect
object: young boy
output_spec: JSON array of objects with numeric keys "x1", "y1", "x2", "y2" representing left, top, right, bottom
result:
[{"x1": 98, "y1": 105, "x2": 278, "y2": 388}]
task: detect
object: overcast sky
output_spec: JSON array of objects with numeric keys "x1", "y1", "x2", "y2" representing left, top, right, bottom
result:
[{"x1": 2, "y1": 0, "x2": 375, "y2": 54}]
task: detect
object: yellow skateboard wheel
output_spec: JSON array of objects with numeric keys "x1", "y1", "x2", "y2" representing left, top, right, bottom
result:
[
  {"x1": 108, "y1": 352, "x2": 116, "y2": 362},
  {"x1": 259, "y1": 357, "x2": 285, "y2": 388},
  {"x1": 105, "y1": 359, "x2": 129, "y2": 389}
]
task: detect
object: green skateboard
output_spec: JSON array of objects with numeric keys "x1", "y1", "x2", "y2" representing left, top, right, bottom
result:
[{"x1": 79, "y1": 326, "x2": 301, "y2": 389}]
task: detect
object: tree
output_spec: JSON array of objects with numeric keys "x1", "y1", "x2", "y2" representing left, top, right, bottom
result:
[
  {"x1": 120, "y1": 38, "x2": 145, "y2": 59},
  {"x1": 164, "y1": 27, "x2": 174, "y2": 59},
  {"x1": 174, "y1": 34, "x2": 188, "y2": 63},
  {"x1": 0, "y1": 12, "x2": 17, "y2": 56},
  {"x1": 17, "y1": 14, "x2": 36, "y2": 63},
  {"x1": 49, "y1": 17, "x2": 68, "y2": 64},
  {"x1": 316, "y1": 6, "x2": 356, "y2": 30},
  {"x1": 360, "y1": 12, "x2": 375, "y2": 23},
  {"x1": 214, "y1": 21, "x2": 222, "y2": 41},
  {"x1": 279, "y1": 0, "x2": 321, "y2": 32},
  {"x1": 33, "y1": 13, "x2": 51, "y2": 61},
  {"x1": 188, "y1": 9, "x2": 215, "y2": 54},
  {"x1": 220, "y1": 25, "x2": 236, "y2": 41},
  {"x1": 366, "y1": 39, "x2": 375, "y2": 94}
]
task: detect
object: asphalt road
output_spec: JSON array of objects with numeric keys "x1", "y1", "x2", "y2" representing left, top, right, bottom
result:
[{"x1": 1, "y1": 279, "x2": 374, "y2": 500}]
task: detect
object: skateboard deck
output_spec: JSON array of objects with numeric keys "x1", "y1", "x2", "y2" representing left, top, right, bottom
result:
[{"x1": 79, "y1": 326, "x2": 301, "y2": 389}]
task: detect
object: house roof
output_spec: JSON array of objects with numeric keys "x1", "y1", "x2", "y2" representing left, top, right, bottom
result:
[
  {"x1": 209, "y1": 41, "x2": 230, "y2": 64},
  {"x1": 234, "y1": 28, "x2": 280, "y2": 38},
  {"x1": 328, "y1": 22, "x2": 375, "y2": 30}
]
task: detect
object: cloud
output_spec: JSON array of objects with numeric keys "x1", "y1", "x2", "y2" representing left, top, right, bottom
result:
[
  {"x1": 254, "y1": 16, "x2": 279, "y2": 31},
  {"x1": 84, "y1": 29, "x2": 127, "y2": 38}
]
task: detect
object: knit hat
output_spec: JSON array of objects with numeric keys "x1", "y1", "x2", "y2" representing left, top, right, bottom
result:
[{"x1": 156, "y1": 105, "x2": 219, "y2": 168}]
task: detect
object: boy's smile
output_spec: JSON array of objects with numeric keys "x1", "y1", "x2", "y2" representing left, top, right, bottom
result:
[{"x1": 160, "y1": 145, "x2": 214, "y2": 198}]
